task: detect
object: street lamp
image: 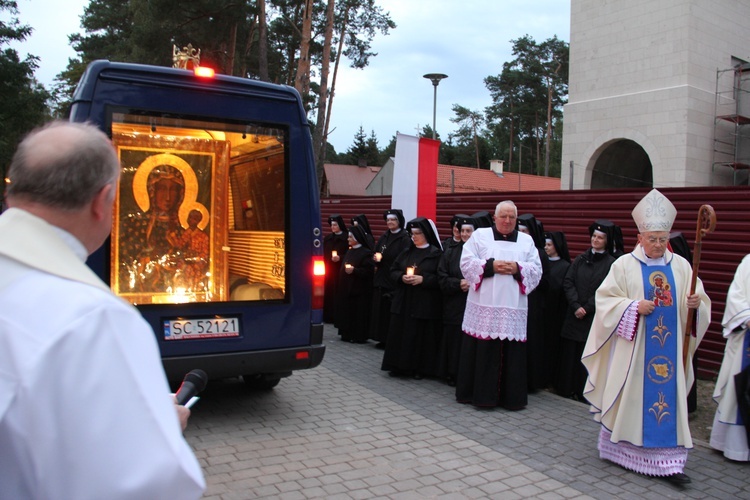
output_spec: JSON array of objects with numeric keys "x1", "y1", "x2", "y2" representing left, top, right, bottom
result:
[{"x1": 423, "y1": 73, "x2": 448, "y2": 140}]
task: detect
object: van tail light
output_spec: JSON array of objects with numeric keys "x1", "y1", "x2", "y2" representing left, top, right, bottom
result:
[
  {"x1": 312, "y1": 256, "x2": 325, "y2": 310},
  {"x1": 194, "y1": 66, "x2": 215, "y2": 78}
]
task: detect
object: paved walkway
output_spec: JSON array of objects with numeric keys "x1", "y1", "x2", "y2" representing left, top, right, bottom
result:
[{"x1": 187, "y1": 325, "x2": 748, "y2": 499}]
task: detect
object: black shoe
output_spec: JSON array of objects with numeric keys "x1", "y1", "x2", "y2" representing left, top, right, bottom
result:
[
  {"x1": 664, "y1": 472, "x2": 691, "y2": 485},
  {"x1": 375, "y1": 342, "x2": 386, "y2": 350},
  {"x1": 413, "y1": 373, "x2": 423, "y2": 380}
]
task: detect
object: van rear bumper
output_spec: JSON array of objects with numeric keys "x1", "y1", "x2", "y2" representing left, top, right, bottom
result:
[{"x1": 162, "y1": 324, "x2": 326, "y2": 381}]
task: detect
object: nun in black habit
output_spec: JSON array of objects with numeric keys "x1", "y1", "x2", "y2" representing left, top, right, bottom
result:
[
  {"x1": 517, "y1": 213, "x2": 550, "y2": 392},
  {"x1": 557, "y1": 220, "x2": 617, "y2": 400},
  {"x1": 441, "y1": 214, "x2": 466, "y2": 250},
  {"x1": 351, "y1": 214, "x2": 376, "y2": 250},
  {"x1": 369, "y1": 209, "x2": 411, "y2": 346},
  {"x1": 323, "y1": 214, "x2": 349, "y2": 323},
  {"x1": 542, "y1": 230, "x2": 571, "y2": 393},
  {"x1": 591, "y1": 219, "x2": 625, "y2": 258},
  {"x1": 471, "y1": 211, "x2": 493, "y2": 229},
  {"x1": 437, "y1": 215, "x2": 476, "y2": 386},
  {"x1": 334, "y1": 225, "x2": 375, "y2": 343},
  {"x1": 381, "y1": 217, "x2": 443, "y2": 379}
]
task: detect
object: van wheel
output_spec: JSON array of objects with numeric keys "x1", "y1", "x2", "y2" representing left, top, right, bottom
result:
[{"x1": 243, "y1": 374, "x2": 281, "y2": 390}]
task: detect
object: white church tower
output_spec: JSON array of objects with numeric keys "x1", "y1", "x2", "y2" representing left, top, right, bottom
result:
[{"x1": 562, "y1": 0, "x2": 750, "y2": 189}]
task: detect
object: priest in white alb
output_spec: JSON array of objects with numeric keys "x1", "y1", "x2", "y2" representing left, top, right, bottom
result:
[
  {"x1": 0, "y1": 121, "x2": 205, "y2": 499},
  {"x1": 710, "y1": 254, "x2": 750, "y2": 462},
  {"x1": 456, "y1": 200, "x2": 542, "y2": 410},
  {"x1": 582, "y1": 189, "x2": 710, "y2": 485}
]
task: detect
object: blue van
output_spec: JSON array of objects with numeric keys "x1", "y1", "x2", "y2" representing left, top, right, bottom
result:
[{"x1": 70, "y1": 60, "x2": 325, "y2": 389}]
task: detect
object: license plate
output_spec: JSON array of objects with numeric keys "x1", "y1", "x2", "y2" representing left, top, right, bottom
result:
[{"x1": 163, "y1": 317, "x2": 241, "y2": 340}]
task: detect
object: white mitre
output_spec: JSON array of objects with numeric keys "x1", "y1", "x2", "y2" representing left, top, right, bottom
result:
[{"x1": 631, "y1": 188, "x2": 676, "y2": 233}]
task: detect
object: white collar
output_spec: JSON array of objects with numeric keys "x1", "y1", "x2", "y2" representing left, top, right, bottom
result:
[
  {"x1": 51, "y1": 226, "x2": 88, "y2": 262},
  {"x1": 644, "y1": 255, "x2": 666, "y2": 266}
]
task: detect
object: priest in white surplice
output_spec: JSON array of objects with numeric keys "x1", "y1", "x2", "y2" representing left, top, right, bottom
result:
[
  {"x1": 456, "y1": 200, "x2": 542, "y2": 410},
  {"x1": 710, "y1": 254, "x2": 750, "y2": 461},
  {"x1": 582, "y1": 189, "x2": 710, "y2": 485},
  {"x1": 0, "y1": 122, "x2": 205, "y2": 499}
]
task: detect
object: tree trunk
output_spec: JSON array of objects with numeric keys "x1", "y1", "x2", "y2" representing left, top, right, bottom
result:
[
  {"x1": 545, "y1": 77, "x2": 552, "y2": 177},
  {"x1": 508, "y1": 99, "x2": 514, "y2": 172},
  {"x1": 473, "y1": 119, "x2": 480, "y2": 168},
  {"x1": 534, "y1": 111, "x2": 540, "y2": 176},
  {"x1": 258, "y1": 0, "x2": 269, "y2": 82},
  {"x1": 313, "y1": 0, "x2": 336, "y2": 190},
  {"x1": 226, "y1": 23, "x2": 237, "y2": 75},
  {"x1": 239, "y1": 17, "x2": 256, "y2": 78},
  {"x1": 284, "y1": 3, "x2": 303, "y2": 87},
  {"x1": 545, "y1": 62, "x2": 561, "y2": 177},
  {"x1": 323, "y1": 4, "x2": 350, "y2": 159},
  {"x1": 294, "y1": 0, "x2": 314, "y2": 97}
]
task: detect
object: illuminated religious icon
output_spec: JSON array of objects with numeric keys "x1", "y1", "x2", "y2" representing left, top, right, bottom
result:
[
  {"x1": 648, "y1": 272, "x2": 673, "y2": 307},
  {"x1": 651, "y1": 314, "x2": 671, "y2": 347},
  {"x1": 649, "y1": 392, "x2": 671, "y2": 425},
  {"x1": 173, "y1": 43, "x2": 201, "y2": 70},
  {"x1": 120, "y1": 153, "x2": 210, "y2": 296}
]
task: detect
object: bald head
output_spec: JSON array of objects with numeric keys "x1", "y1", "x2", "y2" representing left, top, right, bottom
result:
[{"x1": 5, "y1": 121, "x2": 120, "y2": 210}]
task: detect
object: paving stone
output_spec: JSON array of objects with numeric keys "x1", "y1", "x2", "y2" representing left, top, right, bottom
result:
[{"x1": 185, "y1": 325, "x2": 746, "y2": 499}]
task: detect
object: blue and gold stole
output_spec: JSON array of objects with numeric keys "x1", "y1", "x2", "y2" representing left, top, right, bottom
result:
[{"x1": 640, "y1": 263, "x2": 679, "y2": 447}]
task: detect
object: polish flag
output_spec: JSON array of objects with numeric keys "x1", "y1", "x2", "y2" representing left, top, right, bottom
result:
[{"x1": 391, "y1": 133, "x2": 440, "y2": 222}]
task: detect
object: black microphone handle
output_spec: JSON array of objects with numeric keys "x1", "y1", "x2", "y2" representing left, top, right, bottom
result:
[
  {"x1": 175, "y1": 381, "x2": 199, "y2": 405},
  {"x1": 175, "y1": 369, "x2": 208, "y2": 405}
]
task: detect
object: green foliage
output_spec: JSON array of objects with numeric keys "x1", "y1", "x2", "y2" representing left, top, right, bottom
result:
[
  {"x1": 450, "y1": 104, "x2": 485, "y2": 168},
  {"x1": 484, "y1": 35, "x2": 568, "y2": 176},
  {"x1": 0, "y1": 0, "x2": 51, "y2": 199},
  {"x1": 336, "y1": 0, "x2": 395, "y2": 69},
  {"x1": 47, "y1": 3, "x2": 565, "y2": 182},
  {"x1": 341, "y1": 125, "x2": 378, "y2": 165},
  {"x1": 53, "y1": 0, "x2": 394, "y2": 118}
]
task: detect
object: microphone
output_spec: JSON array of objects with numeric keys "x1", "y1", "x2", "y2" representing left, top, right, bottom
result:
[{"x1": 174, "y1": 369, "x2": 208, "y2": 406}]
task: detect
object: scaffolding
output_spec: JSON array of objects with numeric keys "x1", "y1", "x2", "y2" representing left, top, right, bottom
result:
[{"x1": 712, "y1": 64, "x2": 750, "y2": 185}]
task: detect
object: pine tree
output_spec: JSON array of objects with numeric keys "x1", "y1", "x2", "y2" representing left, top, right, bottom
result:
[{"x1": 0, "y1": 0, "x2": 50, "y2": 202}]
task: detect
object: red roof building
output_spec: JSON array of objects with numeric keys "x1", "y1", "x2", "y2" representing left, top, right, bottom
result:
[
  {"x1": 323, "y1": 163, "x2": 382, "y2": 197},
  {"x1": 436, "y1": 163, "x2": 560, "y2": 193},
  {"x1": 363, "y1": 158, "x2": 559, "y2": 196}
]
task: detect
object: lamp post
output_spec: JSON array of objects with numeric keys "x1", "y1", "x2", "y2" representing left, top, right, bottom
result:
[{"x1": 423, "y1": 73, "x2": 448, "y2": 140}]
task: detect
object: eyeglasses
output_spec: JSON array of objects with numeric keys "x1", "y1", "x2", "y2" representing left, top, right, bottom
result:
[
  {"x1": 410, "y1": 229, "x2": 423, "y2": 235},
  {"x1": 645, "y1": 236, "x2": 669, "y2": 244}
]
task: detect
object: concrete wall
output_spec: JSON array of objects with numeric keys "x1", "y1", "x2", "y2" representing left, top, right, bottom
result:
[
  {"x1": 562, "y1": 0, "x2": 750, "y2": 189},
  {"x1": 365, "y1": 158, "x2": 394, "y2": 196}
]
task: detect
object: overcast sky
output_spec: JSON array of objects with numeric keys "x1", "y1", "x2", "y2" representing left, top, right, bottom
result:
[{"x1": 8, "y1": 0, "x2": 570, "y2": 154}]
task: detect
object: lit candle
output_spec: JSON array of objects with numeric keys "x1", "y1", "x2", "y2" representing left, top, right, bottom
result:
[
  {"x1": 406, "y1": 266, "x2": 415, "y2": 276},
  {"x1": 345, "y1": 263, "x2": 353, "y2": 270},
  {"x1": 331, "y1": 250, "x2": 337, "y2": 258},
  {"x1": 374, "y1": 252, "x2": 382, "y2": 262}
]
